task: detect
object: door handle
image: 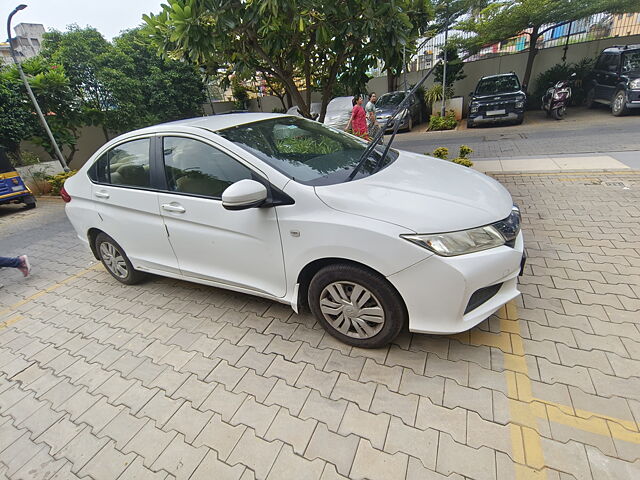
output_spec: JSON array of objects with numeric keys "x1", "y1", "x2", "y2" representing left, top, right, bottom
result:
[
  {"x1": 94, "y1": 191, "x2": 109, "y2": 199},
  {"x1": 161, "y1": 203, "x2": 186, "y2": 213}
]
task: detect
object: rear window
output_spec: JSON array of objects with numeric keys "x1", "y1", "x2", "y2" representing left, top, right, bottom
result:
[{"x1": 475, "y1": 76, "x2": 521, "y2": 96}]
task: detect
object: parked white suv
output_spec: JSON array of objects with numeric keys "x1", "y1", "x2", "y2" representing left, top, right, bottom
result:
[{"x1": 63, "y1": 113, "x2": 525, "y2": 348}]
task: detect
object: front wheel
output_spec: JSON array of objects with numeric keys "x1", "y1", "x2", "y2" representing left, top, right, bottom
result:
[
  {"x1": 585, "y1": 88, "x2": 596, "y2": 109},
  {"x1": 308, "y1": 264, "x2": 407, "y2": 348},
  {"x1": 406, "y1": 116, "x2": 413, "y2": 132},
  {"x1": 95, "y1": 233, "x2": 146, "y2": 285},
  {"x1": 612, "y1": 90, "x2": 628, "y2": 116},
  {"x1": 551, "y1": 107, "x2": 565, "y2": 120}
]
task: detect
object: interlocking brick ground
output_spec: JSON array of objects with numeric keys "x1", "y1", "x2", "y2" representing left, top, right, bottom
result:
[{"x1": 1, "y1": 175, "x2": 640, "y2": 479}]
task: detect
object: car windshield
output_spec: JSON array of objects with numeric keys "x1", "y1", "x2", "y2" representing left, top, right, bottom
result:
[
  {"x1": 475, "y1": 76, "x2": 521, "y2": 95},
  {"x1": 377, "y1": 92, "x2": 406, "y2": 107},
  {"x1": 622, "y1": 51, "x2": 640, "y2": 73},
  {"x1": 216, "y1": 117, "x2": 397, "y2": 186}
]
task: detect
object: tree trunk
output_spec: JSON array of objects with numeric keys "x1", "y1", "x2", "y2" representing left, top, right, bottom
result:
[
  {"x1": 101, "y1": 125, "x2": 110, "y2": 143},
  {"x1": 387, "y1": 70, "x2": 397, "y2": 92},
  {"x1": 285, "y1": 91, "x2": 292, "y2": 109},
  {"x1": 522, "y1": 26, "x2": 540, "y2": 95}
]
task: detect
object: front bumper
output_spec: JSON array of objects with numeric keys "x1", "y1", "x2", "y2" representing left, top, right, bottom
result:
[
  {"x1": 379, "y1": 116, "x2": 409, "y2": 131},
  {"x1": 387, "y1": 231, "x2": 525, "y2": 334},
  {"x1": 469, "y1": 112, "x2": 522, "y2": 124},
  {"x1": 626, "y1": 89, "x2": 640, "y2": 109}
]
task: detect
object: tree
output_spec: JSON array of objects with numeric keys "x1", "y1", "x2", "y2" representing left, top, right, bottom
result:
[
  {"x1": 0, "y1": 58, "x2": 81, "y2": 162},
  {"x1": 434, "y1": 45, "x2": 466, "y2": 88},
  {"x1": 40, "y1": 26, "x2": 206, "y2": 139},
  {"x1": 0, "y1": 76, "x2": 37, "y2": 156},
  {"x1": 458, "y1": 0, "x2": 639, "y2": 93},
  {"x1": 142, "y1": 0, "x2": 434, "y2": 121}
]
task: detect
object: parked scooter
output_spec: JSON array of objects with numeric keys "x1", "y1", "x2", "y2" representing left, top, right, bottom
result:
[{"x1": 542, "y1": 72, "x2": 576, "y2": 120}]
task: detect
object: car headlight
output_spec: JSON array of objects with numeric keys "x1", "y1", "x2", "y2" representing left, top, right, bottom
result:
[
  {"x1": 630, "y1": 78, "x2": 640, "y2": 89},
  {"x1": 401, "y1": 225, "x2": 506, "y2": 257},
  {"x1": 515, "y1": 94, "x2": 525, "y2": 108},
  {"x1": 470, "y1": 102, "x2": 479, "y2": 113}
]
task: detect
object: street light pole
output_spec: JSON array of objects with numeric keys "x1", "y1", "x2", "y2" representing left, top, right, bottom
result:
[
  {"x1": 7, "y1": 4, "x2": 69, "y2": 171},
  {"x1": 440, "y1": 2, "x2": 449, "y2": 117}
]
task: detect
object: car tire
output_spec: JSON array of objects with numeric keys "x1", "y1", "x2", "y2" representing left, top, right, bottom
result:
[
  {"x1": 308, "y1": 264, "x2": 407, "y2": 348},
  {"x1": 95, "y1": 232, "x2": 146, "y2": 285},
  {"x1": 466, "y1": 119, "x2": 475, "y2": 128},
  {"x1": 585, "y1": 88, "x2": 596, "y2": 109},
  {"x1": 23, "y1": 195, "x2": 36, "y2": 209},
  {"x1": 611, "y1": 90, "x2": 628, "y2": 117},
  {"x1": 514, "y1": 114, "x2": 524, "y2": 125},
  {"x1": 406, "y1": 116, "x2": 413, "y2": 132}
]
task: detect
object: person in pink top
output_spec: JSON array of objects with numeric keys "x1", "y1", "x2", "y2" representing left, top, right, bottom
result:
[{"x1": 345, "y1": 95, "x2": 369, "y2": 140}]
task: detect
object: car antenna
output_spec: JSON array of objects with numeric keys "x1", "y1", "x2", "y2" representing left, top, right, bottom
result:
[{"x1": 347, "y1": 58, "x2": 443, "y2": 181}]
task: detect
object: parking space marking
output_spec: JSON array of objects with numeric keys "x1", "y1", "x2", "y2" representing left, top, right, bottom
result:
[
  {"x1": 462, "y1": 301, "x2": 640, "y2": 478},
  {"x1": 0, "y1": 262, "x2": 101, "y2": 321}
]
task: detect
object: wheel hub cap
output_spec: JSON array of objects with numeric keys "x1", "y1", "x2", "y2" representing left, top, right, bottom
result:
[
  {"x1": 319, "y1": 281, "x2": 385, "y2": 339},
  {"x1": 99, "y1": 242, "x2": 128, "y2": 279}
]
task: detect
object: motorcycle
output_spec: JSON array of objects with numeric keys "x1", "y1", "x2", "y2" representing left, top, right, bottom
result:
[{"x1": 542, "y1": 72, "x2": 576, "y2": 120}]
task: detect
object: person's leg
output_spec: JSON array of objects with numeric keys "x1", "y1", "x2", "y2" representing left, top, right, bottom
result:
[{"x1": 0, "y1": 256, "x2": 21, "y2": 268}]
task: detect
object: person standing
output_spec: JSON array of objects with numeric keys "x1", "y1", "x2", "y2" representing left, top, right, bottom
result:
[
  {"x1": 345, "y1": 95, "x2": 369, "y2": 140},
  {"x1": 365, "y1": 92, "x2": 383, "y2": 144},
  {"x1": 0, "y1": 255, "x2": 31, "y2": 278}
]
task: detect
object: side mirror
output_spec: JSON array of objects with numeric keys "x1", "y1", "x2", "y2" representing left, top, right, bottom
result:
[
  {"x1": 222, "y1": 179, "x2": 268, "y2": 211},
  {"x1": 570, "y1": 72, "x2": 577, "y2": 78}
]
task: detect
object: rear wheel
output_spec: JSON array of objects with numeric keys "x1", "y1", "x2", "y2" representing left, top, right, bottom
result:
[
  {"x1": 23, "y1": 194, "x2": 36, "y2": 209},
  {"x1": 611, "y1": 90, "x2": 628, "y2": 116},
  {"x1": 95, "y1": 233, "x2": 146, "y2": 285},
  {"x1": 308, "y1": 264, "x2": 406, "y2": 348}
]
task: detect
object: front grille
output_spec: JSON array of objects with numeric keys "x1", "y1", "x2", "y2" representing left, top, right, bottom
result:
[
  {"x1": 478, "y1": 100, "x2": 515, "y2": 113},
  {"x1": 464, "y1": 283, "x2": 503, "y2": 314}
]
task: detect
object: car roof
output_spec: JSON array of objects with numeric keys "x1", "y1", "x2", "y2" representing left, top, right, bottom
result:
[
  {"x1": 602, "y1": 44, "x2": 640, "y2": 54},
  {"x1": 127, "y1": 112, "x2": 287, "y2": 136},
  {"x1": 479, "y1": 73, "x2": 519, "y2": 80}
]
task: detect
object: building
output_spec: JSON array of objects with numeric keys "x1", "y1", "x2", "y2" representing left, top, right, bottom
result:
[{"x1": 1, "y1": 23, "x2": 45, "y2": 65}]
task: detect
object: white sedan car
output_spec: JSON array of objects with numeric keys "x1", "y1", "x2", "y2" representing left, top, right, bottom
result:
[{"x1": 63, "y1": 113, "x2": 525, "y2": 348}]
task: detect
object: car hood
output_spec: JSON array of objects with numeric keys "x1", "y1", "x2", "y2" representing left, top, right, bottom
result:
[
  {"x1": 376, "y1": 105, "x2": 402, "y2": 117},
  {"x1": 314, "y1": 151, "x2": 513, "y2": 233}
]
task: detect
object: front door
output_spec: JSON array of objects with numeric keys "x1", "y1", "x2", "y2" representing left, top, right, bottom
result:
[
  {"x1": 156, "y1": 135, "x2": 287, "y2": 298},
  {"x1": 91, "y1": 137, "x2": 179, "y2": 274}
]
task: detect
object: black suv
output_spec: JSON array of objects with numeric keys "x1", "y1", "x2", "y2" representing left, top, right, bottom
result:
[
  {"x1": 467, "y1": 73, "x2": 526, "y2": 128},
  {"x1": 586, "y1": 44, "x2": 640, "y2": 116}
]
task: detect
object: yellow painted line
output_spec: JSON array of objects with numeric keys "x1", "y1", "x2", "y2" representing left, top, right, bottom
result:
[
  {"x1": 0, "y1": 263, "x2": 103, "y2": 322},
  {"x1": 0, "y1": 314, "x2": 24, "y2": 329},
  {"x1": 499, "y1": 302, "x2": 547, "y2": 478}
]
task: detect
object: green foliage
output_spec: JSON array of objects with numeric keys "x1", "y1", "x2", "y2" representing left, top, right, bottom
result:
[
  {"x1": 532, "y1": 57, "x2": 596, "y2": 107},
  {"x1": 40, "y1": 26, "x2": 205, "y2": 137},
  {"x1": 142, "y1": 0, "x2": 433, "y2": 121},
  {"x1": 45, "y1": 170, "x2": 76, "y2": 195},
  {"x1": 424, "y1": 84, "x2": 455, "y2": 106},
  {"x1": 428, "y1": 144, "x2": 473, "y2": 167},
  {"x1": 231, "y1": 79, "x2": 249, "y2": 110},
  {"x1": 276, "y1": 136, "x2": 340, "y2": 155},
  {"x1": 434, "y1": 46, "x2": 466, "y2": 90},
  {"x1": 456, "y1": 0, "x2": 638, "y2": 91},
  {"x1": 428, "y1": 110, "x2": 457, "y2": 131}
]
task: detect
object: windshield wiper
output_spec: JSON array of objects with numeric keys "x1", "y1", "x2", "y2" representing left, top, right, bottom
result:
[{"x1": 347, "y1": 59, "x2": 442, "y2": 181}]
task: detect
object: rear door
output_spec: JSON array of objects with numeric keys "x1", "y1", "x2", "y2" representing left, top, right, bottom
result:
[
  {"x1": 90, "y1": 136, "x2": 179, "y2": 274},
  {"x1": 156, "y1": 135, "x2": 287, "y2": 297}
]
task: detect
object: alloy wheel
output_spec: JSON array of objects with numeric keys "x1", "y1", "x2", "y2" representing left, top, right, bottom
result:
[
  {"x1": 319, "y1": 281, "x2": 385, "y2": 339},
  {"x1": 613, "y1": 92, "x2": 625, "y2": 114},
  {"x1": 99, "y1": 242, "x2": 129, "y2": 279}
]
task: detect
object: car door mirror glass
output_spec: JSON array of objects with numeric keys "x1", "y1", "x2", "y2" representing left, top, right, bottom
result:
[{"x1": 222, "y1": 179, "x2": 268, "y2": 210}]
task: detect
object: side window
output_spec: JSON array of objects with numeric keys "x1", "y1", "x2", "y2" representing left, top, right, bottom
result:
[
  {"x1": 89, "y1": 138, "x2": 151, "y2": 188},
  {"x1": 163, "y1": 137, "x2": 253, "y2": 198}
]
